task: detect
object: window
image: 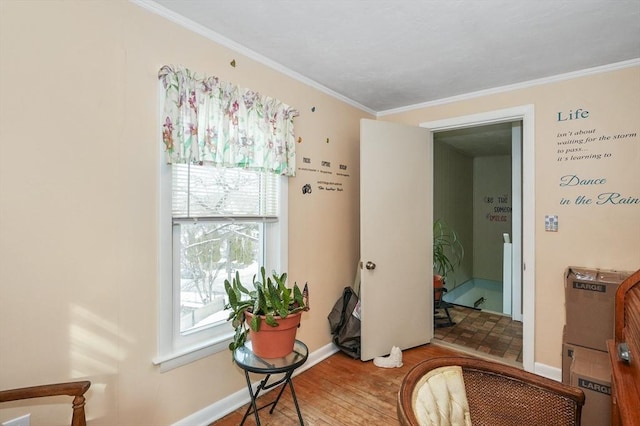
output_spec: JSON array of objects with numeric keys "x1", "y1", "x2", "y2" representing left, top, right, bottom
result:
[
  {"x1": 156, "y1": 162, "x2": 287, "y2": 371},
  {"x1": 155, "y1": 65, "x2": 296, "y2": 370}
]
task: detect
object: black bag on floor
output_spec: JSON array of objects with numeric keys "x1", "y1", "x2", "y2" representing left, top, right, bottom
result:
[{"x1": 327, "y1": 287, "x2": 361, "y2": 359}]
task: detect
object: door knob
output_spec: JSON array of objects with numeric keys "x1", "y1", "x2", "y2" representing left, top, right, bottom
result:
[{"x1": 365, "y1": 261, "x2": 376, "y2": 270}]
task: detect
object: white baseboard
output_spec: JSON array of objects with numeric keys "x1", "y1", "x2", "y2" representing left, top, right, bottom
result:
[
  {"x1": 534, "y1": 361, "x2": 561, "y2": 382},
  {"x1": 172, "y1": 343, "x2": 339, "y2": 426}
]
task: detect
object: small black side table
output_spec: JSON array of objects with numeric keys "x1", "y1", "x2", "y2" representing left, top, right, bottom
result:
[{"x1": 233, "y1": 339, "x2": 308, "y2": 425}]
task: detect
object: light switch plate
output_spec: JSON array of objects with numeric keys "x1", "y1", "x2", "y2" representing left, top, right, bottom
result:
[{"x1": 545, "y1": 215, "x2": 558, "y2": 232}]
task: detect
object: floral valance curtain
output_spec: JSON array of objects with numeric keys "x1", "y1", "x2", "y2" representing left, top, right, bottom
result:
[{"x1": 158, "y1": 65, "x2": 298, "y2": 176}]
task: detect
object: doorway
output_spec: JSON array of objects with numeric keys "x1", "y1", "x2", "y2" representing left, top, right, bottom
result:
[
  {"x1": 421, "y1": 105, "x2": 535, "y2": 372},
  {"x1": 432, "y1": 121, "x2": 522, "y2": 364},
  {"x1": 433, "y1": 121, "x2": 518, "y2": 315}
]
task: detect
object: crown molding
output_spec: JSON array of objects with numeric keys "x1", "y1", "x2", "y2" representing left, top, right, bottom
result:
[
  {"x1": 378, "y1": 58, "x2": 640, "y2": 117},
  {"x1": 129, "y1": 0, "x2": 376, "y2": 116},
  {"x1": 131, "y1": 1, "x2": 638, "y2": 118}
]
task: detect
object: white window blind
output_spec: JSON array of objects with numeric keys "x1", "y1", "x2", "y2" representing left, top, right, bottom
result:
[{"x1": 172, "y1": 164, "x2": 279, "y2": 219}]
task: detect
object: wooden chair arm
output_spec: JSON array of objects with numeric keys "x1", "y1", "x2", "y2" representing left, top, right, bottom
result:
[{"x1": 0, "y1": 381, "x2": 90, "y2": 426}]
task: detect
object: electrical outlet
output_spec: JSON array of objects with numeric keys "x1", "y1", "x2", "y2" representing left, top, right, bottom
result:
[{"x1": 2, "y1": 414, "x2": 30, "y2": 426}]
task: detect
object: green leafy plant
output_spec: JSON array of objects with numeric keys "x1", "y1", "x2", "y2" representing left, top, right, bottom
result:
[
  {"x1": 433, "y1": 219, "x2": 464, "y2": 279},
  {"x1": 225, "y1": 267, "x2": 306, "y2": 352}
]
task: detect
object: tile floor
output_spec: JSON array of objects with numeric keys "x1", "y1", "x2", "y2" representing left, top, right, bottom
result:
[{"x1": 434, "y1": 304, "x2": 523, "y2": 364}]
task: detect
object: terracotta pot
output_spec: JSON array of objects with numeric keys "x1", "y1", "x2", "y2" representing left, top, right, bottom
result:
[
  {"x1": 433, "y1": 275, "x2": 445, "y2": 302},
  {"x1": 245, "y1": 311, "x2": 302, "y2": 358}
]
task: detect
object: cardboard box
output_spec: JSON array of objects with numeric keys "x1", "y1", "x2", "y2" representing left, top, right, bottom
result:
[
  {"x1": 562, "y1": 341, "x2": 575, "y2": 384},
  {"x1": 562, "y1": 340, "x2": 608, "y2": 384},
  {"x1": 562, "y1": 325, "x2": 573, "y2": 384},
  {"x1": 562, "y1": 325, "x2": 607, "y2": 384},
  {"x1": 565, "y1": 267, "x2": 632, "y2": 351},
  {"x1": 570, "y1": 345, "x2": 612, "y2": 426}
]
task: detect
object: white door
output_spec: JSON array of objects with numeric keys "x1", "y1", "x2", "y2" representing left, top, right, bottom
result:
[{"x1": 360, "y1": 119, "x2": 433, "y2": 361}]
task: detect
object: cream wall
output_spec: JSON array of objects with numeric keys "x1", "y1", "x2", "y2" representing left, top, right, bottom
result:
[
  {"x1": 383, "y1": 66, "x2": 640, "y2": 368},
  {"x1": 473, "y1": 155, "x2": 511, "y2": 282},
  {"x1": 433, "y1": 142, "x2": 473, "y2": 286},
  {"x1": 0, "y1": 1, "x2": 369, "y2": 424}
]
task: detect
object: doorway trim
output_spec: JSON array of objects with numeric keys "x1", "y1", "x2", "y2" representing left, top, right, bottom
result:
[{"x1": 420, "y1": 105, "x2": 535, "y2": 373}]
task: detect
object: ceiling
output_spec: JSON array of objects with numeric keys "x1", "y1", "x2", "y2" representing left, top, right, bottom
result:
[
  {"x1": 143, "y1": 0, "x2": 638, "y2": 157},
  {"x1": 148, "y1": 0, "x2": 640, "y2": 114},
  {"x1": 435, "y1": 122, "x2": 513, "y2": 157}
]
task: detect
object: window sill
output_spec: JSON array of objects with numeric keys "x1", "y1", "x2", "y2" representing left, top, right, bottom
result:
[{"x1": 153, "y1": 332, "x2": 233, "y2": 372}]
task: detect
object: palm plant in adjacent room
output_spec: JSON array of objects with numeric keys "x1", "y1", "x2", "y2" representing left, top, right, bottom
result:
[{"x1": 433, "y1": 219, "x2": 464, "y2": 285}]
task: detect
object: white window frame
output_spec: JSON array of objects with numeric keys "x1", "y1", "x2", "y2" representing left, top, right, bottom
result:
[{"x1": 153, "y1": 152, "x2": 288, "y2": 372}]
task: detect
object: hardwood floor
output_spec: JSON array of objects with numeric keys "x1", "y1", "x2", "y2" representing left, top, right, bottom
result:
[
  {"x1": 211, "y1": 343, "x2": 465, "y2": 426},
  {"x1": 434, "y1": 304, "x2": 523, "y2": 364}
]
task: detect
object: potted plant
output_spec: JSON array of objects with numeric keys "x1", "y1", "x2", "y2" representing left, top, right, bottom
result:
[
  {"x1": 433, "y1": 219, "x2": 464, "y2": 290},
  {"x1": 225, "y1": 266, "x2": 307, "y2": 358}
]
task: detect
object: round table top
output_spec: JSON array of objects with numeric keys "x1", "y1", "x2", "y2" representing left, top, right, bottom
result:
[{"x1": 233, "y1": 340, "x2": 308, "y2": 374}]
